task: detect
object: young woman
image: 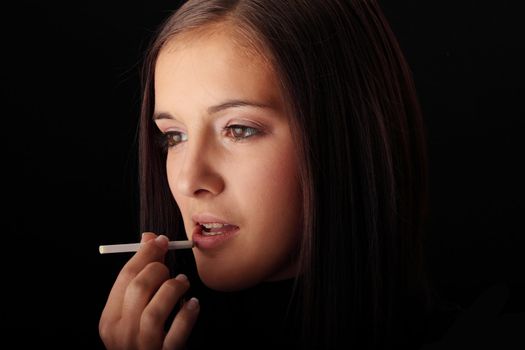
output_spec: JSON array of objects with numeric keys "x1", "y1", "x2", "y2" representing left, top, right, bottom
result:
[{"x1": 100, "y1": 1, "x2": 460, "y2": 349}]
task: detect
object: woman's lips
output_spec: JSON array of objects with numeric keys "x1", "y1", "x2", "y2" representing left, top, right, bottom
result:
[
  {"x1": 191, "y1": 224, "x2": 240, "y2": 250},
  {"x1": 192, "y1": 213, "x2": 236, "y2": 226}
]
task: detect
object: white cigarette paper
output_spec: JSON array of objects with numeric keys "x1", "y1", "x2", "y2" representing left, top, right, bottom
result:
[{"x1": 99, "y1": 240, "x2": 194, "y2": 254}]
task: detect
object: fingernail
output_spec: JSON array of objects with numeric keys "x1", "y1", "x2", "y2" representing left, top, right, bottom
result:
[
  {"x1": 186, "y1": 297, "x2": 199, "y2": 311},
  {"x1": 141, "y1": 232, "x2": 154, "y2": 243},
  {"x1": 175, "y1": 274, "x2": 188, "y2": 282},
  {"x1": 155, "y1": 234, "x2": 169, "y2": 248}
]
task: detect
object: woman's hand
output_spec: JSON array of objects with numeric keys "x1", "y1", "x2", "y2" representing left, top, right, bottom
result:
[{"x1": 99, "y1": 233, "x2": 200, "y2": 350}]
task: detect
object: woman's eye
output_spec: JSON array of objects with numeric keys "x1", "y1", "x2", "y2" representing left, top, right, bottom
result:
[
  {"x1": 164, "y1": 131, "x2": 188, "y2": 149},
  {"x1": 157, "y1": 125, "x2": 260, "y2": 152},
  {"x1": 224, "y1": 125, "x2": 260, "y2": 141}
]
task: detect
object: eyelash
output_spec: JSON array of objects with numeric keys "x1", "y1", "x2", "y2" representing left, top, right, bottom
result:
[{"x1": 157, "y1": 124, "x2": 262, "y2": 151}]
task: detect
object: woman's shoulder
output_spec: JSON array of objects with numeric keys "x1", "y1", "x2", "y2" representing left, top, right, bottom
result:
[
  {"x1": 406, "y1": 292, "x2": 464, "y2": 350},
  {"x1": 393, "y1": 292, "x2": 463, "y2": 349},
  {"x1": 422, "y1": 297, "x2": 464, "y2": 345},
  {"x1": 417, "y1": 285, "x2": 524, "y2": 350}
]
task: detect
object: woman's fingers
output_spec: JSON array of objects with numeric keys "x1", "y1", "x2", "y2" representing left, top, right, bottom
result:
[
  {"x1": 163, "y1": 297, "x2": 200, "y2": 349},
  {"x1": 101, "y1": 233, "x2": 168, "y2": 325},
  {"x1": 138, "y1": 274, "x2": 191, "y2": 349},
  {"x1": 121, "y1": 261, "x2": 170, "y2": 320},
  {"x1": 99, "y1": 232, "x2": 199, "y2": 349},
  {"x1": 119, "y1": 234, "x2": 169, "y2": 288}
]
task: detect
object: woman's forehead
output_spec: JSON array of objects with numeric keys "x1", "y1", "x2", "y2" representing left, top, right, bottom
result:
[
  {"x1": 159, "y1": 21, "x2": 274, "y2": 72},
  {"x1": 154, "y1": 28, "x2": 285, "y2": 120}
]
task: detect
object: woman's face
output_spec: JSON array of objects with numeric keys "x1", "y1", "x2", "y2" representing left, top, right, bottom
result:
[{"x1": 153, "y1": 27, "x2": 302, "y2": 291}]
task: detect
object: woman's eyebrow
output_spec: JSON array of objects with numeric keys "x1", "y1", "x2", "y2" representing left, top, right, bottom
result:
[
  {"x1": 153, "y1": 99, "x2": 272, "y2": 121},
  {"x1": 206, "y1": 99, "x2": 271, "y2": 114}
]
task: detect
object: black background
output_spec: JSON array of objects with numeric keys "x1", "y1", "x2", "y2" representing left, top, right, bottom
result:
[{"x1": 2, "y1": 1, "x2": 524, "y2": 348}]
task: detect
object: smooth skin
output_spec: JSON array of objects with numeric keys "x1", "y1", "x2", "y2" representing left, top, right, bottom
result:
[
  {"x1": 99, "y1": 233, "x2": 199, "y2": 349},
  {"x1": 154, "y1": 25, "x2": 302, "y2": 292}
]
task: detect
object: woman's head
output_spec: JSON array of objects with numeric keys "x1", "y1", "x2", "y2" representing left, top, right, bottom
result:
[
  {"x1": 153, "y1": 23, "x2": 302, "y2": 291},
  {"x1": 140, "y1": 0, "x2": 430, "y2": 347}
]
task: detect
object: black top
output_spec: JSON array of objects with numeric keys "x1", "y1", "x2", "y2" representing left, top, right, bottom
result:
[
  {"x1": 187, "y1": 278, "x2": 300, "y2": 349},
  {"x1": 185, "y1": 278, "x2": 461, "y2": 349}
]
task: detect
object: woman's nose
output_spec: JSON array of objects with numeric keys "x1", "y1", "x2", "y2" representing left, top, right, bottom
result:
[{"x1": 172, "y1": 136, "x2": 225, "y2": 198}]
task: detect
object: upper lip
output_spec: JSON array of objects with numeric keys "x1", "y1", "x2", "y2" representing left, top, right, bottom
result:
[{"x1": 192, "y1": 213, "x2": 238, "y2": 226}]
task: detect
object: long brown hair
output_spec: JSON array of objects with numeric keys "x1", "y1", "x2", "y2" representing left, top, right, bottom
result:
[{"x1": 138, "y1": 1, "x2": 433, "y2": 348}]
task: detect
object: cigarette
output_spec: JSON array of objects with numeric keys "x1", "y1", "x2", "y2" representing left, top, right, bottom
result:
[{"x1": 99, "y1": 240, "x2": 194, "y2": 254}]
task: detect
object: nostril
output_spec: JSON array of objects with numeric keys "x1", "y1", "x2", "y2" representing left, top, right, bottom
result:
[{"x1": 194, "y1": 189, "x2": 208, "y2": 196}]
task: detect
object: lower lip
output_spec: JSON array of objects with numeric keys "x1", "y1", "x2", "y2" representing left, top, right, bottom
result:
[{"x1": 191, "y1": 224, "x2": 240, "y2": 250}]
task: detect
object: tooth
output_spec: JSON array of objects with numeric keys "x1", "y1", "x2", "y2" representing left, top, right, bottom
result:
[
  {"x1": 202, "y1": 231, "x2": 225, "y2": 236},
  {"x1": 202, "y1": 223, "x2": 225, "y2": 228}
]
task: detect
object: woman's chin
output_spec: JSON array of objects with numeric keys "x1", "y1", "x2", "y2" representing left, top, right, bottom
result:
[
  {"x1": 194, "y1": 255, "x2": 299, "y2": 292},
  {"x1": 196, "y1": 265, "x2": 260, "y2": 292}
]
